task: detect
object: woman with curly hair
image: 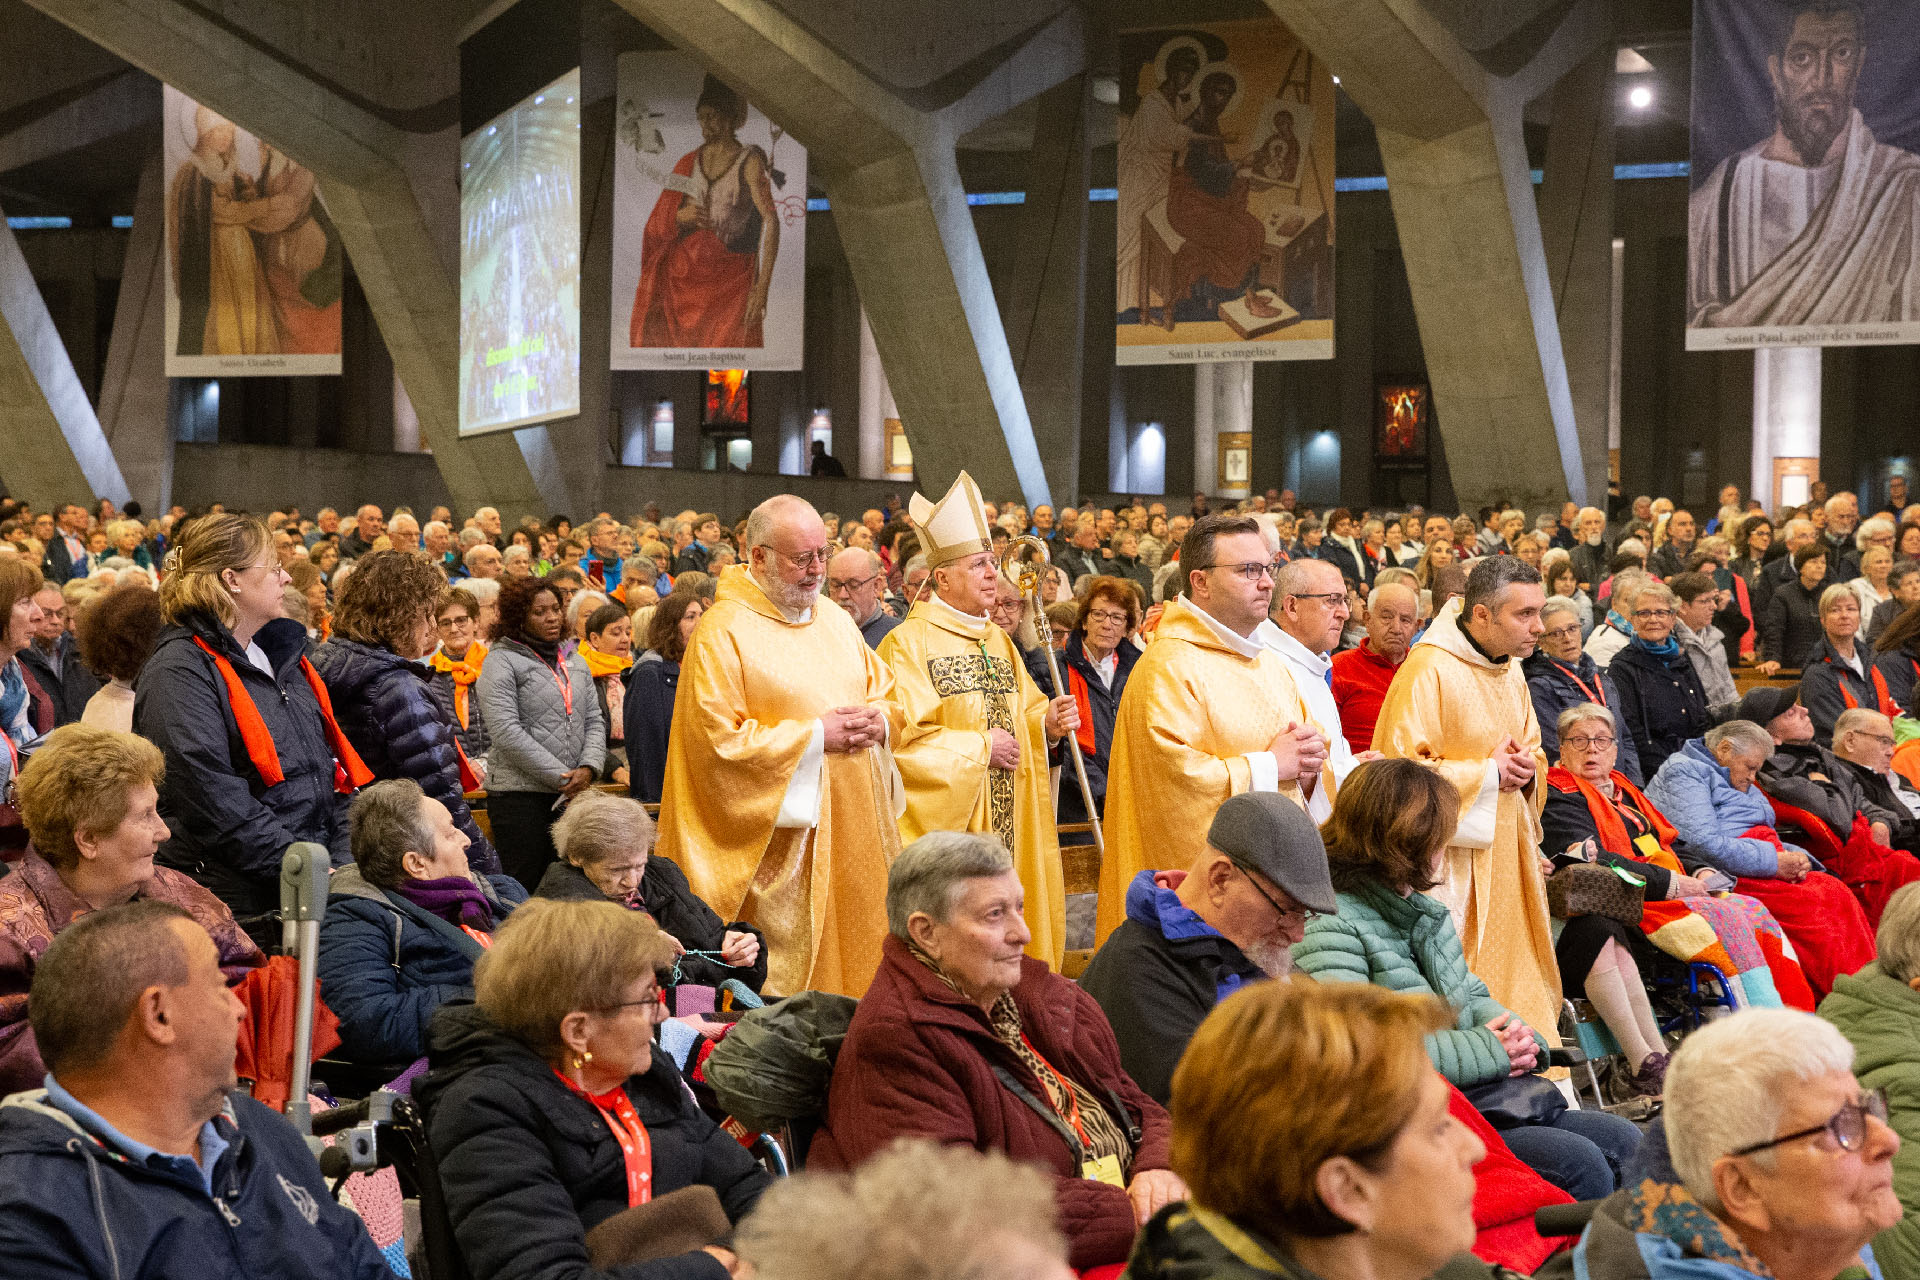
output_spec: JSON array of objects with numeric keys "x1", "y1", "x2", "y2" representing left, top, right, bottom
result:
[
  {"x1": 476, "y1": 576, "x2": 604, "y2": 888},
  {"x1": 311, "y1": 550, "x2": 501, "y2": 877},
  {"x1": 76, "y1": 583, "x2": 165, "y2": 733}
]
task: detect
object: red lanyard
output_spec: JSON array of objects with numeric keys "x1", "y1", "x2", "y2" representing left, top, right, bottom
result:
[
  {"x1": 1553, "y1": 659, "x2": 1606, "y2": 708},
  {"x1": 459, "y1": 924, "x2": 494, "y2": 950},
  {"x1": 552, "y1": 1070, "x2": 652, "y2": 1206},
  {"x1": 548, "y1": 659, "x2": 574, "y2": 716},
  {"x1": 1019, "y1": 1032, "x2": 1094, "y2": 1151}
]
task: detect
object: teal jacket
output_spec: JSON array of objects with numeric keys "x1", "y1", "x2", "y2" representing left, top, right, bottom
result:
[
  {"x1": 1290, "y1": 876, "x2": 1546, "y2": 1087},
  {"x1": 1821, "y1": 963, "x2": 1920, "y2": 1280}
]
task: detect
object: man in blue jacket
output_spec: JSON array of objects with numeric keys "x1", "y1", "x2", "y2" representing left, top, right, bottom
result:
[{"x1": 0, "y1": 901, "x2": 396, "y2": 1279}]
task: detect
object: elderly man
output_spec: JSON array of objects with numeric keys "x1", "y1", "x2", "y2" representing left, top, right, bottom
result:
[
  {"x1": 1055, "y1": 521, "x2": 1103, "y2": 587},
  {"x1": 305, "y1": 506, "x2": 339, "y2": 548},
  {"x1": 386, "y1": 512, "x2": 420, "y2": 553},
  {"x1": 473, "y1": 505, "x2": 505, "y2": 550},
  {"x1": 19, "y1": 584, "x2": 96, "y2": 727},
  {"x1": 1570, "y1": 506, "x2": 1610, "y2": 592},
  {"x1": 656, "y1": 495, "x2": 902, "y2": 998},
  {"x1": 1080, "y1": 792, "x2": 1335, "y2": 1103},
  {"x1": 1374, "y1": 556, "x2": 1561, "y2": 1042},
  {"x1": 1330, "y1": 579, "x2": 1418, "y2": 756},
  {"x1": 1097, "y1": 515, "x2": 1324, "y2": 943},
  {"x1": 1758, "y1": 516, "x2": 1832, "y2": 613},
  {"x1": 462, "y1": 542, "x2": 502, "y2": 581},
  {"x1": 1260, "y1": 557, "x2": 1379, "y2": 819},
  {"x1": 1649, "y1": 509, "x2": 1699, "y2": 579},
  {"x1": 0, "y1": 902, "x2": 395, "y2": 1278},
  {"x1": 1824, "y1": 491, "x2": 1863, "y2": 565},
  {"x1": 340, "y1": 504, "x2": 384, "y2": 559},
  {"x1": 1572, "y1": 1009, "x2": 1899, "y2": 1280},
  {"x1": 581, "y1": 516, "x2": 624, "y2": 592},
  {"x1": 898, "y1": 553, "x2": 930, "y2": 611},
  {"x1": 1832, "y1": 708, "x2": 1920, "y2": 853},
  {"x1": 880, "y1": 472, "x2": 1078, "y2": 969},
  {"x1": 422, "y1": 520, "x2": 455, "y2": 573},
  {"x1": 827, "y1": 548, "x2": 898, "y2": 649}
]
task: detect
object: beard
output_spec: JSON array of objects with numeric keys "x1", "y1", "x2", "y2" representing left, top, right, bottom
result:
[
  {"x1": 1584, "y1": 533, "x2": 1603, "y2": 547},
  {"x1": 1780, "y1": 87, "x2": 1848, "y2": 166},
  {"x1": 760, "y1": 573, "x2": 821, "y2": 615},
  {"x1": 1244, "y1": 938, "x2": 1296, "y2": 978}
]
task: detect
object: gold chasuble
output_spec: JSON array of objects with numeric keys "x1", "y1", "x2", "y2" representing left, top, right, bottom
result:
[
  {"x1": 879, "y1": 598, "x2": 1064, "y2": 970},
  {"x1": 655, "y1": 566, "x2": 904, "y2": 998},
  {"x1": 1096, "y1": 594, "x2": 1309, "y2": 944},
  {"x1": 1371, "y1": 597, "x2": 1560, "y2": 1042}
]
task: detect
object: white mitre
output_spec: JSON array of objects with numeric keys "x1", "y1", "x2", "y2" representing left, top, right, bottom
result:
[{"x1": 907, "y1": 470, "x2": 993, "y2": 569}]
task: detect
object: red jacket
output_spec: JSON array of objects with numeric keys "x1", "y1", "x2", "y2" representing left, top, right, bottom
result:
[
  {"x1": 1330, "y1": 638, "x2": 1402, "y2": 754},
  {"x1": 811, "y1": 935, "x2": 1172, "y2": 1269}
]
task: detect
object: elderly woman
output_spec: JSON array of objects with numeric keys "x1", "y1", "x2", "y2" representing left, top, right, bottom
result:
[
  {"x1": 1138, "y1": 513, "x2": 1172, "y2": 571},
  {"x1": 1105, "y1": 530, "x2": 1155, "y2": 603},
  {"x1": 1820, "y1": 883, "x2": 1920, "y2": 1280},
  {"x1": 318, "y1": 779, "x2": 524, "y2": 1063},
  {"x1": 1646, "y1": 721, "x2": 1875, "y2": 995},
  {"x1": 579, "y1": 603, "x2": 633, "y2": 787},
  {"x1": 420, "y1": 898, "x2": 770, "y2": 1280},
  {"x1": 1802, "y1": 584, "x2": 1894, "y2": 743},
  {"x1": 1574, "y1": 1009, "x2": 1900, "y2": 1280},
  {"x1": 812, "y1": 831, "x2": 1181, "y2": 1270},
  {"x1": 0, "y1": 724, "x2": 263, "y2": 1094},
  {"x1": 1127, "y1": 981, "x2": 1492, "y2": 1280},
  {"x1": 1541, "y1": 551, "x2": 1595, "y2": 637},
  {"x1": 1525, "y1": 596, "x2": 1645, "y2": 785},
  {"x1": 536, "y1": 790, "x2": 765, "y2": 1004},
  {"x1": 312, "y1": 550, "x2": 499, "y2": 876},
  {"x1": 1608, "y1": 581, "x2": 1713, "y2": 779},
  {"x1": 1051, "y1": 577, "x2": 1142, "y2": 833},
  {"x1": 1854, "y1": 544, "x2": 1897, "y2": 620},
  {"x1": 1292, "y1": 758, "x2": 1641, "y2": 1199},
  {"x1": 476, "y1": 576, "x2": 604, "y2": 889},
  {"x1": 134, "y1": 514, "x2": 353, "y2": 946},
  {"x1": 1545, "y1": 702, "x2": 1815, "y2": 1013},
  {"x1": 75, "y1": 582, "x2": 163, "y2": 734},
  {"x1": 429, "y1": 586, "x2": 491, "y2": 763},
  {"x1": 1763, "y1": 544, "x2": 1831, "y2": 667},
  {"x1": 625, "y1": 589, "x2": 705, "y2": 804}
]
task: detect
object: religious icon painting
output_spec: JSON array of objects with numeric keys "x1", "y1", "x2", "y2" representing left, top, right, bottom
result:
[{"x1": 1375, "y1": 383, "x2": 1428, "y2": 460}]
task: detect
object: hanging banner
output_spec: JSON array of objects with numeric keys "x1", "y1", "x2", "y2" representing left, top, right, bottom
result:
[
  {"x1": 162, "y1": 87, "x2": 342, "y2": 376},
  {"x1": 611, "y1": 53, "x2": 808, "y2": 372},
  {"x1": 1689, "y1": 1, "x2": 1920, "y2": 349},
  {"x1": 1115, "y1": 18, "x2": 1334, "y2": 366},
  {"x1": 459, "y1": 69, "x2": 581, "y2": 436}
]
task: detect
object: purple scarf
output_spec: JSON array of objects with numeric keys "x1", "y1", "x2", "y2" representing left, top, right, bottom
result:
[{"x1": 393, "y1": 875, "x2": 496, "y2": 932}]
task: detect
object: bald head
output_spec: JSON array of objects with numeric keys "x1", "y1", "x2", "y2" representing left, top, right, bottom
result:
[
  {"x1": 748, "y1": 496, "x2": 828, "y2": 612},
  {"x1": 1365, "y1": 582, "x2": 1419, "y2": 663},
  {"x1": 746, "y1": 495, "x2": 823, "y2": 551},
  {"x1": 827, "y1": 547, "x2": 885, "y2": 624}
]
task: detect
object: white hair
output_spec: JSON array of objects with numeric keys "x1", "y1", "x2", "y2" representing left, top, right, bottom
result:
[
  {"x1": 1858, "y1": 516, "x2": 1895, "y2": 551},
  {"x1": 1556, "y1": 700, "x2": 1615, "y2": 741},
  {"x1": 463, "y1": 577, "x2": 500, "y2": 606},
  {"x1": 1876, "y1": 883, "x2": 1920, "y2": 984},
  {"x1": 1665, "y1": 1009, "x2": 1855, "y2": 1211},
  {"x1": 567, "y1": 591, "x2": 609, "y2": 629},
  {"x1": 502, "y1": 545, "x2": 532, "y2": 566},
  {"x1": 746, "y1": 495, "x2": 820, "y2": 551},
  {"x1": 424, "y1": 521, "x2": 449, "y2": 538},
  {"x1": 1367, "y1": 579, "x2": 1418, "y2": 612},
  {"x1": 1705, "y1": 719, "x2": 1773, "y2": 759}
]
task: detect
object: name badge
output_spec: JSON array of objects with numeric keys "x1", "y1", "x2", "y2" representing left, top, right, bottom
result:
[
  {"x1": 1631, "y1": 833, "x2": 1663, "y2": 861},
  {"x1": 1082, "y1": 1153, "x2": 1126, "y2": 1187}
]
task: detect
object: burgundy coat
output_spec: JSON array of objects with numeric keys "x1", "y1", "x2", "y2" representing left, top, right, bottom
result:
[
  {"x1": 811, "y1": 934, "x2": 1171, "y2": 1269},
  {"x1": 0, "y1": 849, "x2": 265, "y2": 1094}
]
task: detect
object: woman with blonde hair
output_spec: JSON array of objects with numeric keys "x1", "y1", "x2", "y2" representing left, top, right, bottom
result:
[{"x1": 133, "y1": 513, "x2": 366, "y2": 946}]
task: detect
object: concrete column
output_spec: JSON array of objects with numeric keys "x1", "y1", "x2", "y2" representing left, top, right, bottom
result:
[
  {"x1": 1194, "y1": 361, "x2": 1253, "y2": 501},
  {"x1": 856, "y1": 309, "x2": 894, "y2": 480},
  {"x1": 609, "y1": 0, "x2": 1084, "y2": 511},
  {"x1": 95, "y1": 152, "x2": 174, "y2": 510},
  {"x1": 1752, "y1": 347, "x2": 1822, "y2": 517},
  {"x1": 393, "y1": 375, "x2": 421, "y2": 454}
]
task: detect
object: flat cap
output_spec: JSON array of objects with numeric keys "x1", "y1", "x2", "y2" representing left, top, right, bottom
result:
[
  {"x1": 1734, "y1": 685, "x2": 1797, "y2": 729},
  {"x1": 1206, "y1": 792, "x2": 1337, "y2": 916}
]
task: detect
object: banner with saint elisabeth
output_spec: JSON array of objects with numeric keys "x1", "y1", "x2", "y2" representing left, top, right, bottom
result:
[
  {"x1": 611, "y1": 52, "x2": 808, "y2": 372},
  {"x1": 1690, "y1": 0, "x2": 1920, "y2": 348},
  {"x1": 1115, "y1": 18, "x2": 1334, "y2": 365},
  {"x1": 162, "y1": 86, "x2": 342, "y2": 376}
]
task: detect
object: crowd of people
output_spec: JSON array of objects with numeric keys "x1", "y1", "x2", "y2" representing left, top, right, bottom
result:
[{"x1": 0, "y1": 473, "x2": 1916, "y2": 1280}]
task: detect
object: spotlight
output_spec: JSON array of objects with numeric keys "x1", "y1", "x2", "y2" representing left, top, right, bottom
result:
[{"x1": 1629, "y1": 85, "x2": 1653, "y2": 110}]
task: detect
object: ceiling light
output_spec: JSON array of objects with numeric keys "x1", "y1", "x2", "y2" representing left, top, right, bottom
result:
[{"x1": 1629, "y1": 85, "x2": 1653, "y2": 110}]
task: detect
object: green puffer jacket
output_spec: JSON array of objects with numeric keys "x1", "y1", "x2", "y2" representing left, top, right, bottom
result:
[
  {"x1": 1290, "y1": 876, "x2": 1547, "y2": 1087},
  {"x1": 1820, "y1": 962, "x2": 1920, "y2": 1280}
]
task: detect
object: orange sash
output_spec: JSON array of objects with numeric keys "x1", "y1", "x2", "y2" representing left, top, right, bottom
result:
[
  {"x1": 193, "y1": 636, "x2": 373, "y2": 794},
  {"x1": 429, "y1": 644, "x2": 487, "y2": 729},
  {"x1": 1545, "y1": 766, "x2": 1682, "y2": 874}
]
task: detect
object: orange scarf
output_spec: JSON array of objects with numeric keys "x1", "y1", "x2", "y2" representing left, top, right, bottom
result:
[
  {"x1": 1545, "y1": 765, "x2": 1682, "y2": 874},
  {"x1": 579, "y1": 645, "x2": 632, "y2": 681},
  {"x1": 193, "y1": 636, "x2": 373, "y2": 794},
  {"x1": 430, "y1": 643, "x2": 488, "y2": 728}
]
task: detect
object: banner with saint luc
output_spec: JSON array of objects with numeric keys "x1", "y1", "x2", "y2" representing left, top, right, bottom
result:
[
  {"x1": 611, "y1": 53, "x2": 808, "y2": 372},
  {"x1": 1115, "y1": 17, "x2": 1335, "y2": 366},
  {"x1": 162, "y1": 86, "x2": 343, "y2": 376},
  {"x1": 1689, "y1": 0, "x2": 1920, "y2": 348}
]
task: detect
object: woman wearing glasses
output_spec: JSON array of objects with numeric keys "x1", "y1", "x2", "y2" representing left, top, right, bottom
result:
[
  {"x1": 1574, "y1": 1008, "x2": 1898, "y2": 1280},
  {"x1": 1293, "y1": 758, "x2": 1642, "y2": 1199},
  {"x1": 1051, "y1": 578, "x2": 1144, "y2": 836},
  {"x1": 1525, "y1": 597, "x2": 1645, "y2": 785},
  {"x1": 421, "y1": 898, "x2": 769, "y2": 1280},
  {"x1": 1608, "y1": 581, "x2": 1714, "y2": 779}
]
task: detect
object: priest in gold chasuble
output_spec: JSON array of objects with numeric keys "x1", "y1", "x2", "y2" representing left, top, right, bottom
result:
[{"x1": 880, "y1": 471, "x2": 1080, "y2": 970}]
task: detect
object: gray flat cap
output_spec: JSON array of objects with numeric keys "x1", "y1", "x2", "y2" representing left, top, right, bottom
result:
[{"x1": 1206, "y1": 792, "x2": 1337, "y2": 915}]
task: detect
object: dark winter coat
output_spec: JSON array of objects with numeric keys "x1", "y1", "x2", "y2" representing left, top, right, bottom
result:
[
  {"x1": 1608, "y1": 641, "x2": 1714, "y2": 782},
  {"x1": 427, "y1": 665, "x2": 492, "y2": 760},
  {"x1": 1836, "y1": 757, "x2": 1920, "y2": 854},
  {"x1": 624, "y1": 654, "x2": 679, "y2": 804},
  {"x1": 1522, "y1": 651, "x2": 1644, "y2": 786},
  {"x1": 1875, "y1": 640, "x2": 1920, "y2": 717},
  {"x1": 0, "y1": 1088, "x2": 396, "y2": 1280},
  {"x1": 1052, "y1": 631, "x2": 1141, "y2": 825},
  {"x1": 134, "y1": 612, "x2": 352, "y2": 923},
  {"x1": 1538, "y1": 785, "x2": 1681, "y2": 894},
  {"x1": 310, "y1": 638, "x2": 499, "y2": 875},
  {"x1": 533, "y1": 858, "x2": 767, "y2": 997},
  {"x1": 317, "y1": 864, "x2": 525, "y2": 1064},
  {"x1": 810, "y1": 934, "x2": 1173, "y2": 1271},
  {"x1": 418, "y1": 1000, "x2": 771, "y2": 1280},
  {"x1": 1079, "y1": 870, "x2": 1265, "y2": 1104},
  {"x1": 1759, "y1": 739, "x2": 1903, "y2": 845},
  {"x1": 1760, "y1": 576, "x2": 1827, "y2": 666},
  {"x1": 1800, "y1": 634, "x2": 1895, "y2": 743},
  {"x1": 17, "y1": 636, "x2": 99, "y2": 728}
]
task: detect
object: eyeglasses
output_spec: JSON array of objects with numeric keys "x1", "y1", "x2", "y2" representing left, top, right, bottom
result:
[
  {"x1": 1631, "y1": 608, "x2": 1675, "y2": 621},
  {"x1": 1731, "y1": 1089, "x2": 1888, "y2": 1157},
  {"x1": 1286, "y1": 591, "x2": 1348, "y2": 607},
  {"x1": 436, "y1": 615, "x2": 472, "y2": 629},
  {"x1": 1563, "y1": 735, "x2": 1616, "y2": 751},
  {"x1": 1086, "y1": 609, "x2": 1131, "y2": 627},
  {"x1": 826, "y1": 573, "x2": 878, "y2": 593},
  {"x1": 1855, "y1": 732, "x2": 1898, "y2": 749},
  {"x1": 1202, "y1": 561, "x2": 1280, "y2": 582},
  {"x1": 1541, "y1": 624, "x2": 1581, "y2": 643},
  {"x1": 1234, "y1": 861, "x2": 1317, "y2": 922},
  {"x1": 773, "y1": 547, "x2": 831, "y2": 570},
  {"x1": 600, "y1": 990, "x2": 666, "y2": 1015}
]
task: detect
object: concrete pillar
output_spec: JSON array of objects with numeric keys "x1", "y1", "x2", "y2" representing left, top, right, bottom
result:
[
  {"x1": 1753, "y1": 347, "x2": 1822, "y2": 517},
  {"x1": 1265, "y1": 0, "x2": 1608, "y2": 513},
  {"x1": 25, "y1": 0, "x2": 564, "y2": 524},
  {"x1": 1194, "y1": 361, "x2": 1253, "y2": 501},
  {"x1": 856, "y1": 309, "x2": 894, "y2": 481},
  {"x1": 393, "y1": 375, "x2": 421, "y2": 454},
  {"x1": 609, "y1": 0, "x2": 1083, "y2": 511},
  {"x1": 0, "y1": 206, "x2": 131, "y2": 509},
  {"x1": 95, "y1": 152, "x2": 174, "y2": 511}
]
